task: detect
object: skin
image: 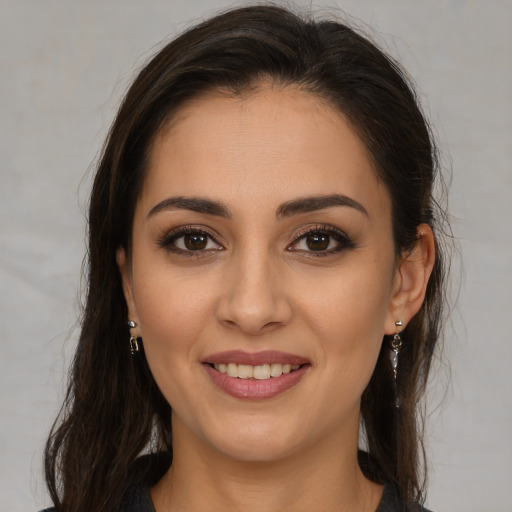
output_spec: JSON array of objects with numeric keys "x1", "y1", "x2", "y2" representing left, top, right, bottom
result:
[{"x1": 117, "y1": 85, "x2": 435, "y2": 512}]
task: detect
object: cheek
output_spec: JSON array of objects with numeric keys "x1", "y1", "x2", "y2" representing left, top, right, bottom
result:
[
  {"x1": 130, "y1": 270, "x2": 220, "y2": 419},
  {"x1": 140, "y1": 280, "x2": 208, "y2": 328},
  {"x1": 300, "y1": 259, "x2": 392, "y2": 335},
  {"x1": 299, "y1": 259, "x2": 393, "y2": 380},
  {"x1": 132, "y1": 264, "x2": 217, "y2": 369}
]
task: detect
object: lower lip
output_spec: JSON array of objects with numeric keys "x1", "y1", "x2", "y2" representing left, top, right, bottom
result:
[{"x1": 203, "y1": 364, "x2": 310, "y2": 399}]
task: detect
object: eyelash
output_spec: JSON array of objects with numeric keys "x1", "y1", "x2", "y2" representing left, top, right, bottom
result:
[
  {"x1": 156, "y1": 224, "x2": 354, "y2": 258},
  {"x1": 157, "y1": 225, "x2": 224, "y2": 257},
  {"x1": 287, "y1": 224, "x2": 354, "y2": 257}
]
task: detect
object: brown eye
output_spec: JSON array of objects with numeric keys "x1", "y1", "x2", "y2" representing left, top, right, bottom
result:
[
  {"x1": 159, "y1": 228, "x2": 224, "y2": 254},
  {"x1": 288, "y1": 226, "x2": 354, "y2": 256},
  {"x1": 184, "y1": 233, "x2": 208, "y2": 250},
  {"x1": 305, "y1": 233, "x2": 330, "y2": 251}
]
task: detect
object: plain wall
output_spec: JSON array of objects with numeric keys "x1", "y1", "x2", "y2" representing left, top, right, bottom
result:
[{"x1": 1, "y1": 1, "x2": 511, "y2": 510}]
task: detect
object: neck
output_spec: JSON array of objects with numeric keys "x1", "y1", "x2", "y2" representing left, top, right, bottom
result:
[{"x1": 150, "y1": 418, "x2": 382, "y2": 512}]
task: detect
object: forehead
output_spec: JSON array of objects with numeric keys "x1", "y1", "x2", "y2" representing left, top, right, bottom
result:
[{"x1": 140, "y1": 86, "x2": 390, "y2": 219}]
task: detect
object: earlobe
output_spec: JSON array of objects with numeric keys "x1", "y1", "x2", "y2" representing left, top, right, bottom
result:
[
  {"x1": 385, "y1": 224, "x2": 436, "y2": 334},
  {"x1": 116, "y1": 247, "x2": 140, "y2": 326}
]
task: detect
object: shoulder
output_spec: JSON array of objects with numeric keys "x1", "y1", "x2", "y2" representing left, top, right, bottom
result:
[
  {"x1": 377, "y1": 483, "x2": 434, "y2": 512},
  {"x1": 38, "y1": 484, "x2": 155, "y2": 512},
  {"x1": 118, "y1": 482, "x2": 155, "y2": 512}
]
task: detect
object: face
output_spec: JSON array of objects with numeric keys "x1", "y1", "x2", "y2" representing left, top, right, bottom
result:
[{"x1": 119, "y1": 86, "x2": 406, "y2": 463}]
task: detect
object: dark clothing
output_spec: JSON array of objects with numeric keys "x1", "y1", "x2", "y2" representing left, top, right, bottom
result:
[{"x1": 118, "y1": 483, "x2": 154, "y2": 512}]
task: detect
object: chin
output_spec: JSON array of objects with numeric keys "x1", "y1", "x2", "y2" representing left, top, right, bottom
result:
[
  {"x1": 216, "y1": 439, "x2": 299, "y2": 464},
  {"x1": 203, "y1": 419, "x2": 304, "y2": 463}
]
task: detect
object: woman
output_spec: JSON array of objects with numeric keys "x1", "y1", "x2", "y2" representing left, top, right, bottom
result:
[{"x1": 43, "y1": 5, "x2": 447, "y2": 512}]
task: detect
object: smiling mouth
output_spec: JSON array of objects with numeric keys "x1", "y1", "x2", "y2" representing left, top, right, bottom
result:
[
  {"x1": 202, "y1": 350, "x2": 310, "y2": 398},
  {"x1": 210, "y1": 363, "x2": 303, "y2": 380}
]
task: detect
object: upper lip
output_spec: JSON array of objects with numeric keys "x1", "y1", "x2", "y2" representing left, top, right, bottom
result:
[{"x1": 203, "y1": 350, "x2": 309, "y2": 366}]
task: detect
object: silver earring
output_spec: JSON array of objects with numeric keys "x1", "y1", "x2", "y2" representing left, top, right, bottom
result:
[
  {"x1": 127, "y1": 320, "x2": 139, "y2": 354},
  {"x1": 390, "y1": 320, "x2": 403, "y2": 408},
  {"x1": 129, "y1": 336, "x2": 139, "y2": 354}
]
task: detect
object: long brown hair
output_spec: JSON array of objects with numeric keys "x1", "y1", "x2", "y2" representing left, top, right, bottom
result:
[{"x1": 45, "y1": 5, "x2": 449, "y2": 511}]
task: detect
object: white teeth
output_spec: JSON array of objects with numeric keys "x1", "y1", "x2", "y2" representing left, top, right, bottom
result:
[
  {"x1": 253, "y1": 364, "x2": 271, "y2": 380},
  {"x1": 227, "y1": 363, "x2": 238, "y2": 377},
  {"x1": 238, "y1": 364, "x2": 253, "y2": 379},
  {"x1": 270, "y1": 363, "x2": 283, "y2": 377},
  {"x1": 213, "y1": 362, "x2": 302, "y2": 379}
]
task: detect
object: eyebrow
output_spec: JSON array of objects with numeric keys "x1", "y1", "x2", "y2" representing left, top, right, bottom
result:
[
  {"x1": 276, "y1": 194, "x2": 368, "y2": 218},
  {"x1": 148, "y1": 196, "x2": 231, "y2": 219},
  {"x1": 147, "y1": 193, "x2": 368, "y2": 220}
]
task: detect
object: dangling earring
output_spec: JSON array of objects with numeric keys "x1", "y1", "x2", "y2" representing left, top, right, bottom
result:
[
  {"x1": 127, "y1": 320, "x2": 139, "y2": 354},
  {"x1": 390, "y1": 320, "x2": 403, "y2": 408}
]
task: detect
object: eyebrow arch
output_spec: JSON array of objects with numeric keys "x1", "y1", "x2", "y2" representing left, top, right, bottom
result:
[
  {"x1": 276, "y1": 194, "x2": 368, "y2": 218},
  {"x1": 148, "y1": 196, "x2": 231, "y2": 219}
]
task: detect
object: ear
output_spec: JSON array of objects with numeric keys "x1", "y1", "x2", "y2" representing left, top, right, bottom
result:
[
  {"x1": 385, "y1": 224, "x2": 436, "y2": 334},
  {"x1": 116, "y1": 247, "x2": 140, "y2": 331}
]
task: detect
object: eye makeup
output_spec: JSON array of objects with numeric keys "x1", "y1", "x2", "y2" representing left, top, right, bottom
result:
[
  {"x1": 155, "y1": 222, "x2": 355, "y2": 260},
  {"x1": 287, "y1": 224, "x2": 356, "y2": 257},
  {"x1": 156, "y1": 224, "x2": 225, "y2": 257}
]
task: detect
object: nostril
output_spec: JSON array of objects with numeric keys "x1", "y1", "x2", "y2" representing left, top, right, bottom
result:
[{"x1": 220, "y1": 319, "x2": 240, "y2": 331}]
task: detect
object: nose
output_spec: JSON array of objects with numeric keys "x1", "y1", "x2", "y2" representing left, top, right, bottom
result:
[{"x1": 215, "y1": 251, "x2": 293, "y2": 336}]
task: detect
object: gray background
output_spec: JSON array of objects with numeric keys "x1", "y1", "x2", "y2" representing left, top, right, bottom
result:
[{"x1": 1, "y1": 1, "x2": 511, "y2": 510}]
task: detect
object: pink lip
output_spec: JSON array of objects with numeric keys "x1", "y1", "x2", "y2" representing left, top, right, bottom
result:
[
  {"x1": 202, "y1": 350, "x2": 310, "y2": 400},
  {"x1": 203, "y1": 350, "x2": 308, "y2": 366}
]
